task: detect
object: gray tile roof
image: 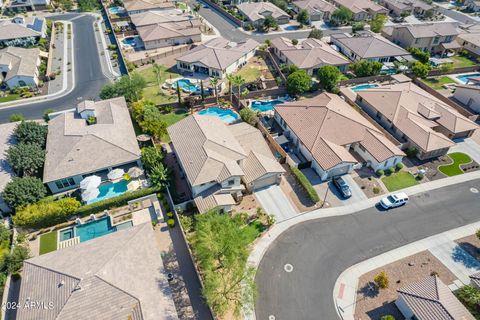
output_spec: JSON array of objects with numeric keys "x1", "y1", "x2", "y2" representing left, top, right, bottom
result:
[
  {"x1": 0, "y1": 47, "x2": 40, "y2": 81},
  {"x1": 43, "y1": 97, "x2": 141, "y2": 183},
  {"x1": 130, "y1": 9, "x2": 199, "y2": 27},
  {"x1": 331, "y1": 32, "x2": 409, "y2": 59},
  {"x1": 389, "y1": 22, "x2": 460, "y2": 38},
  {"x1": 16, "y1": 223, "x2": 178, "y2": 320},
  {"x1": 137, "y1": 21, "x2": 201, "y2": 42},
  {"x1": 470, "y1": 272, "x2": 480, "y2": 287},
  {"x1": 398, "y1": 276, "x2": 474, "y2": 320},
  {"x1": 237, "y1": 2, "x2": 290, "y2": 23},
  {"x1": 293, "y1": 0, "x2": 336, "y2": 14},
  {"x1": 0, "y1": 21, "x2": 40, "y2": 41}
]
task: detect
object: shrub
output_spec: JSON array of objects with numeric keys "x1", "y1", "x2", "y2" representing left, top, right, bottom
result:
[
  {"x1": 430, "y1": 271, "x2": 439, "y2": 277},
  {"x1": 167, "y1": 212, "x2": 174, "y2": 218},
  {"x1": 387, "y1": 167, "x2": 395, "y2": 175},
  {"x1": 267, "y1": 214, "x2": 276, "y2": 226},
  {"x1": 396, "y1": 162, "x2": 404, "y2": 171},
  {"x1": 286, "y1": 70, "x2": 311, "y2": 95},
  {"x1": 4, "y1": 246, "x2": 30, "y2": 273},
  {"x1": 380, "y1": 316, "x2": 395, "y2": 320},
  {"x1": 6, "y1": 143, "x2": 45, "y2": 176},
  {"x1": 376, "y1": 169, "x2": 384, "y2": 177},
  {"x1": 373, "y1": 187, "x2": 380, "y2": 194},
  {"x1": 374, "y1": 271, "x2": 389, "y2": 289},
  {"x1": 9, "y1": 114, "x2": 25, "y2": 122},
  {"x1": 13, "y1": 121, "x2": 48, "y2": 147},
  {"x1": 318, "y1": 65, "x2": 341, "y2": 92},
  {"x1": 405, "y1": 147, "x2": 418, "y2": 158},
  {"x1": 239, "y1": 107, "x2": 257, "y2": 126},
  {"x1": 2, "y1": 177, "x2": 47, "y2": 210},
  {"x1": 179, "y1": 215, "x2": 194, "y2": 233},
  {"x1": 290, "y1": 165, "x2": 320, "y2": 203},
  {"x1": 167, "y1": 218, "x2": 175, "y2": 227}
]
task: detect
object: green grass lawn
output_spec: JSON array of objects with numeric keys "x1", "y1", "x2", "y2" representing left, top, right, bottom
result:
[
  {"x1": 160, "y1": 109, "x2": 189, "y2": 126},
  {"x1": 450, "y1": 55, "x2": 478, "y2": 68},
  {"x1": 0, "y1": 94, "x2": 20, "y2": 103},
  {"x1": 135, "y1": 65, "x2": 180, "y2": 87},
  {"x1": 421, "y1": 76, "x2": 455, "y2": 90},
  {"x1": 438, "y1": 152, "x2": 472, "y2": 176},
  {"x1": 39, "y1": 231, "x2": 58, "y2": 255},
  {"x1": 143, "y1": 86, "x2": 177, "y2": 105},
  {"x1": 381, "y1": 171, "x2": 419, "y2": 192}
]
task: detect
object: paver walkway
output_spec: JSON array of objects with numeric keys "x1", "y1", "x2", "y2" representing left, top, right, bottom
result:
[{"x1": 254, "y1": 185, "x2": 297, "y2": 222}]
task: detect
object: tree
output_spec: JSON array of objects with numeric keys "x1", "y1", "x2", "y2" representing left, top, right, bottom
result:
[
  {"x1": 370, "y1": 14, "x2": 388, "y2": 33},
  {"x1": 9, "y1": 114, "x2": 25, "y2": 123},
  {"x1": 139, "y1": 104, "x2": 168, "y2": 140},
  {"x1": 374, "y1": 271, "x2": 389, "y2": 289},
  {"x1": 232, "y1": 75, "x2": 245, "y2": 99},
  {"x1": 2, "y1": 177, "x2": 47, "y2": 210},
  {"x1": 407, "y1": 47, "x2": 430, "y2": 64},
  {"x1": 100, "y1": 74, "x2": 146, "y2": 102},
  {"x1": 3, "y1": 246, "x2": 30, "y2": 274},
  {"x1": 176, "y1": 81, "x2": 182, "y2": 104},
  {"x1": 148, "y1": 163, "x2": 170, "y2": 190},
  {"x1": 350, "y1": 60, "x2": 383, "y2": 77},
  {"x1": 411, "y1": 61, "x2": 432, "y2": 78},
  {"x1": 226, "y1": 74, "x2": 235, "y2": 102},
  {"x1": 457, "y1": 285, "x2": 480, "y2": 309},
  {"x1": 78, "y1": 0, "x2": 98, "y2": 11},
  {"x1": 308, "y1": 27, "x2": 323, "y2": 39},
  {"x1": 141, "y1": 146, "x2": 164, "y2": 171},
  {"x1": 0, "y1": 225, "x2": 11, "y2": 244},
  {"x1": 263, "y1": 15, "x2": 278, "y2": 31},
  {"x1": 152, "y1": 63, "x2": 163, "y2": 92},
  {"x1": 200, "y1": 80, "x2": 205, "y2": 101},
  {"x1": 297, "y1": 9, "x2": 310, "y2": 26},
  {"x1": 239, "y1": 108, "x2": 257, "y2": 126},
  {"x1": 193, "y1": 3, "x2": 201, "y2": 12},
  {"x1": 317, "y1": 65, "x2": 341, "y2": 92},
  {"x1": 210, "y1": 77, "x2": 219, "y2": 104},
  {"x1": 13, "y1": 121, "x2": 48, "y2": 148},
  {"x1": 6, "y1": 143, "x2": 45, "y2": 177},
  {"x1": 13, "y1": 197, "x2": 80, "y2": 228},
  {"x1": 352, "y1": 21, "x2": 365, "y2": 32},
  {"x1": 286, "y1": 70, "x2": 311, "y2": 95},
  {"x1": 332, "y1": 6, "x2": 353, "y2": 24}
]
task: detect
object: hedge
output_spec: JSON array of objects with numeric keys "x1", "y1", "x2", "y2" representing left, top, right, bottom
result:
[
  {"x1": 75, "y1": 187, "x2": 158, "y2": 217},
  {"x1": 290, "y1": 165, "x2": 320, "y2": 203}
]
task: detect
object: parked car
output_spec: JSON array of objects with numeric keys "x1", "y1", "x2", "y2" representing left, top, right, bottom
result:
[
  {"x1": 380, "y1": 192, "x2": 409, "y2": 209},
  {"x1": 333, "y1": 176, "x2": 352, "y2": 198}
]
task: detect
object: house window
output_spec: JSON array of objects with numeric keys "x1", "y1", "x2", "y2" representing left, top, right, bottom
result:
[
  {"x1": 415, "y1": 38, "x2": 420, "y2": 44},
  {"x1": 55, "y1": 178, "x2": 75, "y2": 190},
  {"x1": 228, "y1": 179, "x2": 235, "y2": 186},
  {"x1": 358, "y1": 144, "x2": 366, "y2": 152}
]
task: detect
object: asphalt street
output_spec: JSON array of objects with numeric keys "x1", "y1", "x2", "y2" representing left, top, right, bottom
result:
[
  {"x1": 0, "y1": 14, "x2": 111, "y2": 123},
  {"x1": 255, "y1": 179, "x2": 480, "y2": 320}
]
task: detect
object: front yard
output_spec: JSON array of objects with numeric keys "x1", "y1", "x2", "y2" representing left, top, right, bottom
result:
[
  {"x1": 381, "y1": 171, "x2": 419, "y2": 192},
  {"x1": 438, "y1": 152, "x2": 473, "y2": 176}
]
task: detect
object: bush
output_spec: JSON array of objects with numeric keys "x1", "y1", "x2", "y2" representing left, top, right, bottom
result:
[
  {"x1": 2, "y1": 177, "x2": 47, "y2": 210},
  {"x1": 374, "y1": 271, "x2": 389, "y2": 289},
  {"x1": 286, "y1": 70, "x2": 311, "y2": 95},
  {"x1": 167, "y1": 218, "x2": 175, "y2": 227},
  {"x1": 376, "y1": 169, "x2": 384, "y2": 177},
  {"x1": 396, "y1": 162, "x2": 404, "y2": 171},
  {"x1": 9, "y1": 114, "x2": 25, "y2": 122},
  {"x1": 405, "y1": 147, "x2": 418, "y2": 158},
  {"x1": 4, "y1": 246, "x2": 30, "y2": 273},
  {"x1": 373, "y1": 187, "x2": 380, "y2": 194},
  {"x1": 239, "y1": 107, "x2": 257, "y2": 126},
  {"x1": 13, "y1": 121, "x2": 48, "y2": 147},
  {"x1": 290, "y1": 165, "x2": 320, "y2": 203},
  {"x1": 6, "y1": 143, "x2": 45, "y2": 176},
  {"x1": 380, "y1": 316, "x2": 395, "y2": 320},
  {"x1": 167, "y1": 212, "x2": 174, "y2": 218},
  {"x1": 387, "y1": 167, "x2": 395, "y2": 175}
]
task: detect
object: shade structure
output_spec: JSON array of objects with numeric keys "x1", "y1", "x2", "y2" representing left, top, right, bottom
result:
[
  {"x1": 79, "y1": 175, "x2": 101, "y2": 190},
  {"x1": 127, "y1": 167, "x2": 144, "y2": 178},
  {"x1": 107, "y1": 168, "x2": 125, "y2": 180},
  {"x1": 81, "y1": 188, "x2": 100, "y2": 202},
  {"x1": 127, "y1": 180, "x2": 141, "y2": 192}
]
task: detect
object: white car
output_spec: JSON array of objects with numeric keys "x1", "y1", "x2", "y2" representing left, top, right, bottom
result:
[{"x1": 380, "y1": 192, "x2": 409, "y2": 209}]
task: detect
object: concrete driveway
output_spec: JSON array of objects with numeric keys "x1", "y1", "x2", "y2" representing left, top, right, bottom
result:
[
  {"x1": 451, "y1": 138, "x2": 480, "y2": 164},
  {"x1": 254, "y1": 185, "x2": 297, "y2": 222},
  {"x1": 301, "y1": 168, "x2": 367, "y2": 207}
]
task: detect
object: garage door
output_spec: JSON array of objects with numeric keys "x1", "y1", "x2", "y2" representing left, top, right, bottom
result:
[
  {"x1": 253, "y1": 174, "x2": 279, "y2": 191},
  {"x1": 326, "y1": 165, "x2": 350, "y2": 178}
]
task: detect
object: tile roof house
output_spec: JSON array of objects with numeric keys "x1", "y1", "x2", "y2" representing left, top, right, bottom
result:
[
  {"x1": 378, "y1": 0, "x2": 435, "y2": 17},
  {"x1": 356, "y1": 82, "x2": 478, "y2": 160},
  {"x1": 43, "y1": 97, "x2": 142, "y2": 194},
  {"x1": 464, "y1": 0, "x2": 480, "y2": 12},
  {"x1": 0, "y1": 122, "x2": 17, "y2": 214},
  {"x1": 330, "y1": 31, "x2": 411, "y2": 62},
  {"x1": 237, "y1": 2, "x2": 291, "y2": 27},
  {"x1": 396, "y1": 276, "x2": 475, "y2": 320},
  {"x1": 291, "y1": 0, "x2": 337, "y2": 21},
  {"x1": 457, "y1": 32, "x2": 480, "y2": 56},
  {"x1": 274, "y1": 93, "x2": 404, "y2": 180},
  {"x1": 330, "y1": 0, "x2": 388, "y2": 21},
  {"x1": 453, "y1": 82, "x2": 480, "y2": 113},
  {"x1": 130, "y1": 9, "x2": 199, "y2": 27},
  {"x1": 271, "y1": 37, "x2": 350, "y2": 75},
  {"x1": 14, "y1": 223, "x2": 178, "y2": 320},
  {"x1": 137, "y1": 20, "x2": 202, "y2": 49},
  {"x1": 123, "y1": 0, "x2": 175, "y2": 15},
  {"x1": 176, "y1": 37, "x2": 259, "y2": 78},
  {"x1": 0, "y1": 16, "x2": 46, "y2": 46},
  {"x1": 382, "y1": 22, "x2": 461, "y2": 54},
  {"x1": 0, "y1": 46, "x2": 41, "y2": 88},
  {"x1": 167, "y1": 114, "x2": 285, "y2": 213}
]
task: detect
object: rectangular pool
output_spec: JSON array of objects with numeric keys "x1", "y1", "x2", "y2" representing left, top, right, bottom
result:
[
  {"x1": 60, "y1": 217, "x2": 133, "y2": 243},
  {"x1": 455, "y1": 73, "x2": 480, "y2": 84},
  {"x1": 351, "y1": 84, "x2": 379, "y2": 91},
  {"x1": 86, "y1": 180, "x2": 129, "y2": 204}
]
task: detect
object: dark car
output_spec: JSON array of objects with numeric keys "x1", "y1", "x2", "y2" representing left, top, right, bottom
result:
[{"x1": 333, "y1": 176, "x2": 352, "y2": 199}]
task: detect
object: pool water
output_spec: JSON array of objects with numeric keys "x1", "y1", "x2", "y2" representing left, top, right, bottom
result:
[
  {"x1": 59, "y1": 228, "x2": 73, "y2": 242},
  {"x1": 60, "y1": 217, "x2": 133, "y2": 243},
  {"x1": 197, "y1": 107, "x2": 239, "y2": 124},
  {"x1": 456, "y1": 73, "x2": 480, "y2": 84},
  {"x1": 172, "y1": 79, "x2": 199, "y2": 93},
  {"x1": 109, "y1": 6, "x2": 125, "y2": 13},
  {"x1": 251, "y1": 100, "x2": 284, "y2": 112},
  {"x1": 351, "y1": 84, "x2": 379, "y2": 91},
  {"x1": 122, "y1": 37, "x2": 137, "y2": 47},
  {"x1": 86, "y1": 180, "x2": 129, "y2": 204}
]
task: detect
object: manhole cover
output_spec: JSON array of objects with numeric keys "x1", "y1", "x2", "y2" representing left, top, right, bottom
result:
[
  {"x1": 284, "y1": 263, "x2": 294, "y2": 273},
  {"x1": 470, "y1": 187, "x2": 479, "y2": 194},
  {"x1": 269, "y1": 315, "x2": 276, "y2": 320}
]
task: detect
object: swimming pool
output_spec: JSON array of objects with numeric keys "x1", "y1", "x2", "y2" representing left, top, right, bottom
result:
[
  {"x1": 351, "y1": 84, "x2": 379, "y2": 91},
  {"x1": 109, "y1": 6, "x2": 125, "y2": 14},
  {"x1": 455, "y1": 73, "x2": 480, "y2": 84},
  {"x1": 172, "y1": 79, "x2": 199, "y2": 93},
  {"x1": 59, "y1": 217, "x2": 133, "y2": 243},
  {"x1": 121, "y1": 36, "x2": 138, "y2": 47},
  {"x1": 86, "y1": 180, "x2": 129, "y2": 204},
  {"x1": 250, "y1": 99, "x2": 284, "y2": 112},
  {"x1": 197, "y1": 107, "x2": 239, "y2": 124}
]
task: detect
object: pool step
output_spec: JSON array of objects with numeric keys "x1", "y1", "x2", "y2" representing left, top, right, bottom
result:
[{"x1": 58, "y1": 236, "x2": 80, "y2": 250}]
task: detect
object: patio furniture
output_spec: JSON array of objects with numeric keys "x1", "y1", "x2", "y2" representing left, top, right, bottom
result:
[
  {"x1": 81, "y1": 188, "x2": 100, "y2": 202},
  {"x1": 127, "y1": 180, "x2": 141, "y2": 191},
  {"x1": 127, "y1": 167, "x2": 144, "y2": 178},
  {"x1": 79, "y1": 175, "x2": 101, "y2": 190},
  {"x1": 108, "y1": 168, "x2": 125, "y2": 180}
]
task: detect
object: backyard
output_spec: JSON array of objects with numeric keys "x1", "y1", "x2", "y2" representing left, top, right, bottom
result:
[
  {"x1": 39, "y1": 231, "x2": 58, "y2": 255},
  {"x1": 381, "y1": 171, "x2": 419, "y2": 192},
  {"x1": 158, "y1": 108, "x2": 189, "y2": 142},
  {"x1": 135, "y1": 65, "x2": 181, "y2": 105},
  {"x1": 450, "y1": 55, "x2": 478, "y2": 68},
  {"x1": 421, "y1": 76, "x2": 455, "y2": 90},
  {"x1": 438, "y1": 152, "x2": 472, "y2": 176},
  {"x1": 235, "y1": 56, "x2": 274, "y2": 83}
]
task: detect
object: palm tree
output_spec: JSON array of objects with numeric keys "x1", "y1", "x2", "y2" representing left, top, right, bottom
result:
[
  {"x1": 152, "y1": 63, "x2": 162, "y2": 92},
  {"x1": 149, "y1": 163, "x2": 170, "y2": 190},
  {"x1": 210, "y1": 76, "x2": 219, "y2": 104},
  {"x1": 232, "y1": 75, "x2": 245, "y2": 102},
  {"x1": 226, "y1": 74, "x2": 234, "y2": 103}
]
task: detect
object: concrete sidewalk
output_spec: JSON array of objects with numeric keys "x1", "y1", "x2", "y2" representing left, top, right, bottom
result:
[{"x1": 333, "y1": 221, "x2": 480, "y2": 320}]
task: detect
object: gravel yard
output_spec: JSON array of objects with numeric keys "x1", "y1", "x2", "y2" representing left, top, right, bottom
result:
[{"x1": 354, "y1": 251, "x2": 457, "y2": 320}]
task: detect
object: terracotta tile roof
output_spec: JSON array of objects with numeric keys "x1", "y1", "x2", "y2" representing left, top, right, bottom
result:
[
  {"x1": 398, "y1": 276, "x2": 475, "y2": 320},
  {"x1": 130, "y1": 9, "x2": 197, "y2": 27},
  {"x1": 193, "y1": 185, "x2": 236, "y2": 213},
  {"x1": 275, "y1": 93, "x2": 403, "y2": 170},
  {"x1": 293, "y1": 0, "x2": 336, "y2": 14},
  {"x1": 137, "y1": 21, "x2": 201, "y2": 42}
]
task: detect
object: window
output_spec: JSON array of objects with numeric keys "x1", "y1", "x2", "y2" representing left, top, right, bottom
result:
[
  {"x1": 54, "y1": 178, "x2": 75, "y2": 190},
  {"x1": 228, "y1": 179, "x2": 235, "y2": 186},
  {"x1": 358, "y1": 144, "x2": 366, "y2": 152}
]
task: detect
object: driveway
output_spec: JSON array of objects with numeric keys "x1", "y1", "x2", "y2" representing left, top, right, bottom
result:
[
  {"x1": 301, "y1": 168, "x2": 367, "y2": 207},
  {"x1": 254, "y1": 184, "x2": 297, "y2": 222},
  {"x1": 451, "y1": 137, "x2": 480, "y2": 164}
]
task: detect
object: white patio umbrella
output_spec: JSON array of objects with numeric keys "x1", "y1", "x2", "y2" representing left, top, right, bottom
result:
[
  {"x1": 127, "y1": 167, "x2": 144, "y2": 178},
  {"x1": 81, "y1": 188, "x2": 100, "y2": 202},
  {"x1": 107, "y1": 168, "x2": 125, "y2": 180},
  {"x1": 79, "y1": 175, "x2": 101, "y2": 190},
  {"x1": 127, "y1": 180, "x2": 141, "y2": 192}
]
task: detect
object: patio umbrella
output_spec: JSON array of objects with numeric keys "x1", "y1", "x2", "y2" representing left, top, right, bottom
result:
[
  {"x1": 81, "y1": 188, "x2": 100, "y2": 202},
  {"x1": 127, "y1": 180, "x2": 141, "y2": 192},
  {"x1": 79, "y1": 175, "x2": 101, "y2": 190},
  {"x1": 127, "y1": 167, "x2": 144, "y2": 178},
  {"x1": 107, "y1": 168, "x2": 125, "y2": 180}
]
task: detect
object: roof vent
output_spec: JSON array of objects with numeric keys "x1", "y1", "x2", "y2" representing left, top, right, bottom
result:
[{"x1": 58, "y1": 280, "x2": 65, "y2": 287}]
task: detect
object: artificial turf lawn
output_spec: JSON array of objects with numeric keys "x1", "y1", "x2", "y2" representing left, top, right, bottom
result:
[
  {"x1": 438, "y1": 152, "x2": 472, "y2": 176},
  {"x1": 39, "y1": 231, "x2": 58, "y2": 255}
]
